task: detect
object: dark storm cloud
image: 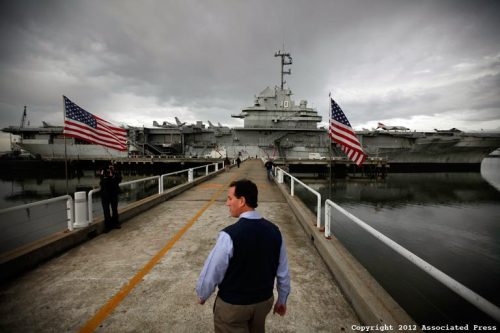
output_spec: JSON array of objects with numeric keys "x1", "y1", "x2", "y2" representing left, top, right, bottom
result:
[{"x1": 0, "y1": 0, "x2": 499, "y2": 134}]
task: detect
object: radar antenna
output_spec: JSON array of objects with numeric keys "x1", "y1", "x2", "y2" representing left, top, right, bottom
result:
[{"x1": 274, "y1": 50, "x2": 292, "y2": 90}]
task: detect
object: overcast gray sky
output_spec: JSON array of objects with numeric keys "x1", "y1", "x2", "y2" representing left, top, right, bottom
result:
[{"x1": 1, "y1": 0, "x2": 499, "y2": 149}]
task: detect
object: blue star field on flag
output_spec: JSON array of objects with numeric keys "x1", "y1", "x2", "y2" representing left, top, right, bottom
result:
[
  {"x1": 331, "y1": 99, "x2": 352, "y2": 127},
  {"x1": 64, "y1": 97, "x2": 97, "y2": 128}
]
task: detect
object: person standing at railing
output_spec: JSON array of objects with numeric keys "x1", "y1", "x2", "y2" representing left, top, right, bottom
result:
[
  {"x1": 224, "y1": 156, "x2": 230, "y2": 172},
  {"x1": 265, "y1": 159, "x2": 274, "y2": 181},
  {"x1": 236, "y1": 156, "x2": 241, "y2": 168},
  {"x1": 196, "y1": 179, "x2": 290, "y2": 333},
  {"x1": 100, "y1": 163, "x2": 122, "y2": 232}
]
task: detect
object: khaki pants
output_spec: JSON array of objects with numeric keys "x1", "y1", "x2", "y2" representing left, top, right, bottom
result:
[{"x1": 213, "y1": 296, "x2": 274, "y2": 333}]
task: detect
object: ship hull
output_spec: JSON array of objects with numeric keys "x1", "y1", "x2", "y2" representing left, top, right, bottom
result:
[
  {"x1": 188, "y1": 129, "x2": 500, "y2": 167},
  {"x1": 6, "y1": 128, "x2": 500, "y2": 168},
  {"x1": 15, "y1": 142, "x2": 127, "y2": 160},
  {"x1": 360, "y1": 132, "x2": 500, "y2": 165}
]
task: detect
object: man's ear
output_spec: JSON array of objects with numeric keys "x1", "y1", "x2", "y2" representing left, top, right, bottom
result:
[{"x1": 239, "y1": 196, "x2": 247, "y2": 208}]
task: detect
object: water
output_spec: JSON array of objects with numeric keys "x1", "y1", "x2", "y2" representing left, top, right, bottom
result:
[
  {"x1": 0, "y1": 166, "x2": 199, "y2": 254},
  {"x1": 294, "y1": 157, "x2": 500, "y2": 326},
  {"x1": 0, "y1": 170, "x2": 99, "y2": 209},
  {"x1": 0, "y1": 169, "x2": 194, "y2": 209}
]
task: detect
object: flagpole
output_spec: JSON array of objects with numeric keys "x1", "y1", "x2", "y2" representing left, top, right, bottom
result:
[
  {"x1": 328, "y1": 93, "x2": 333, "y2": 199},
  {"x1": 63, "y1": 95, "x2": 69, "y2": 195}
]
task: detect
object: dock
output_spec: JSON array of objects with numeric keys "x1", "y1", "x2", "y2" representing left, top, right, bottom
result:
[{"x1": 0, "y1": 160, "x2": 367, "y2": 332}]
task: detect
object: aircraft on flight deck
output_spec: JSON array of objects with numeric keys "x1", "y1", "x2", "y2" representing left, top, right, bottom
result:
[
  {"x1": 153, "y1": 120, "x2": 180, "y2": 128},
  {"x1": 377, "y1": 122, "x2": 410, "y2": 131},
  {"x1": 175, "y1": 117, "x2": 187, "y2": 127}
]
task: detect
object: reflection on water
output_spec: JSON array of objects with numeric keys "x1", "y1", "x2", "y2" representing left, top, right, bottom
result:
[
  {"x1": 0, "y1": 169, "x2": 199, "y2": 209},
  {"x1": 294, "y1": 158, "x2": 500, "y2": 325},
  {"x1": 0, "y1": 171, "x2": 98, "y2": 208},
  {"x1": 328, "y1": 173, "x2": 500, "y2": 206},
  {"x1": 0, "y1": 169, "x2": 192, "y2": 254}
]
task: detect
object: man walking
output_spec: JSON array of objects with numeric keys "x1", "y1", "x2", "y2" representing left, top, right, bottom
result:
[{"x1": 196, "y1": 179, "x2": 290, "y2": 333}]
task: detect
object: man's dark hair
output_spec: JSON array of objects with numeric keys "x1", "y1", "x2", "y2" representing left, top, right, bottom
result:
[{"x1": 229, "y1": 179, "x2": 258, "y2": 208}]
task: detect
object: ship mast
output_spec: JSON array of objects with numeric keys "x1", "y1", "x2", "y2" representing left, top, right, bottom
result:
[
  {"x1": 274, "y1": 50, "x2": 292, "y2": 90},
  {"x1": 20, "y1": 106, "x2": 27, "y2": 128}
]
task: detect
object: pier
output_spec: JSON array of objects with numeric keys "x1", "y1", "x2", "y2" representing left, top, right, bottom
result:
[{"x1": 0, "y1": 159, "x2": 382, "y2": 332}]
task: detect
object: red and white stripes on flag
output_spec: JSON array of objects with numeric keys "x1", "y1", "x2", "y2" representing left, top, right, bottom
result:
[
  {"x1": 63, "y1": 96, "x2": 127, "y2": 151},
  {"x1": 328, "y1": 98, "x2": 367, "y2": 166}
]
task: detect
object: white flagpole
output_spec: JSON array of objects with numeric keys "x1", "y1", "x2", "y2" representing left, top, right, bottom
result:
[
  {"x1": 328, "y1": 93, "x2": 333, "y2": 199},
  {"x1": 63, "y1": 95, "x2": 69, "y2": 195}
]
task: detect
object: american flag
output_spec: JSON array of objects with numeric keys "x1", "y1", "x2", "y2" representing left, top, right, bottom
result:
[
  {"x1": 329, "y1": 98, "x2": 367, "y2": 166},
  {"x1": 63, "y1": 96, "x2": 127, "y2": 151}
]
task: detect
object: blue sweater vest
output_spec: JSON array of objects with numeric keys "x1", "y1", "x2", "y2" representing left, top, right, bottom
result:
[{"x1": 218, "y1": 217, "x2": 282, "y2": 305}]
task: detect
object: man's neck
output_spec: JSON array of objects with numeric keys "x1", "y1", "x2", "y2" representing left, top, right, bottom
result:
[{"x1": 239, "y1": 210, "x2": 261, "y2": 220}]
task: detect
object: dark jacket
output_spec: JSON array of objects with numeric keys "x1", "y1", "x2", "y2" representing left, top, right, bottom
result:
[{"x1": 100, "y1": 169, "x2": 122, "y2": 197}]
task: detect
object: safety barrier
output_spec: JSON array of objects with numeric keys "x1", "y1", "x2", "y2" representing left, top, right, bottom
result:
[
  {"x1": 275, "y1": 167, "x2": 321, "y2": 228},
  {"x1": 273, "y1": 169, "x2": 500, "y2": 323},
  {"x1": 87, "y1": 162, "x2": 223, "y2": 226},
  {"x1": 87, "y1": 176, "x2": 161, "y2": 226},
  {"x1": 324, "y1": 199, "x2": 500, "y2": 323},
  {"x1": 0, "y1": 195, "x2": 74, "y2": 254},
  {"x1": 1, "y1": 162, "x2": 224, "y2": 256}
]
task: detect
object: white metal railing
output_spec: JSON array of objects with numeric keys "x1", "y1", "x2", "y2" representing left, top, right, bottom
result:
[
  {"x1": 188, "y1": 162, "x2": 221, "y2": 182},
  {"x1": 88, "y1": 162, "x2": 223, "y2": 224},
  {"x1": 0, "y1": 195, "x2": 74, "y2": 254},
  {"x1": 87, "y1": 176, "x2": 160, "y2": 227},
  {"x1": 0, "y1": 195, "x2": 74, "y2": 231},
  {"x1": 0, "y1": 161, "x2": 224, "y2": 252},
  {"x1": 324, "y1": 199, "x2": 500, "y2": 322},
  {"x1": 159, "y1": 162, "x2": 220, "y2": 191},
  {"x1": 161, "y1": 170, "x2": 190, "y2": 190},
  {"x1": 275, "y1": 167, "x2": 321, "y2": 228}
]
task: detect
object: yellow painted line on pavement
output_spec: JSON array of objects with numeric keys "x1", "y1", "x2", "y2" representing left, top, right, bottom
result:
[{"x1": 79, "y1": 175, "x2": 239, "y2": 333}]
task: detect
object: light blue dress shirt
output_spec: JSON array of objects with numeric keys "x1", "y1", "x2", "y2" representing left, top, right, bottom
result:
[{"x1": 196, "y1": 210, "x2": 291, "y2": 304}]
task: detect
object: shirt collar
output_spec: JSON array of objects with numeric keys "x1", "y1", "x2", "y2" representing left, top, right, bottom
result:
[{"x1": 239, "y1": 210, "x2": 262, "y2": 219}]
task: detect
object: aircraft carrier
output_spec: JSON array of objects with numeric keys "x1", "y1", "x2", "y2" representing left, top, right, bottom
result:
[{"x1": 3, "y1": 51, "x2": 500, "y2": 170}]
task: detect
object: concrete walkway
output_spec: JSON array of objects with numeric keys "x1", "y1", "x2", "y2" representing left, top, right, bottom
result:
[{"x1": 0, "y1": 159, "x2": 359, "y2": 332}]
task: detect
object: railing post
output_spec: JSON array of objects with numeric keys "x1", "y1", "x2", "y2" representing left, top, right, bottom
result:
[
  {"x1": 215, "y1": 163, "x2": 219, "y2": 172},
  {"x1": 277, "y1": 169, "x2": 284, "y2": 183},
  {"x1": 316, "y1": 194, "x2": 322, "y2": 229},
  {"x1": 206, "y1": 165, "x2": 209, "y2": 175},
  {"x1": 291, "y1": 179, "x2": 295, "y2": 196},
  {"x1": 73, "y1": 191, "x2": 88, "y2": 228},
  {"x1": 66, "y1": 196, "x2": 74, "y2": 231},
  {"x1": 325, "y1": 201, "x2": 332, "y2": 239},
  {"x1": 88, "y1": 190, "x2": 97, "y2": 225},
  {"x1": 188, "y1": 168, "x2": 194, "y2": 182}
]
